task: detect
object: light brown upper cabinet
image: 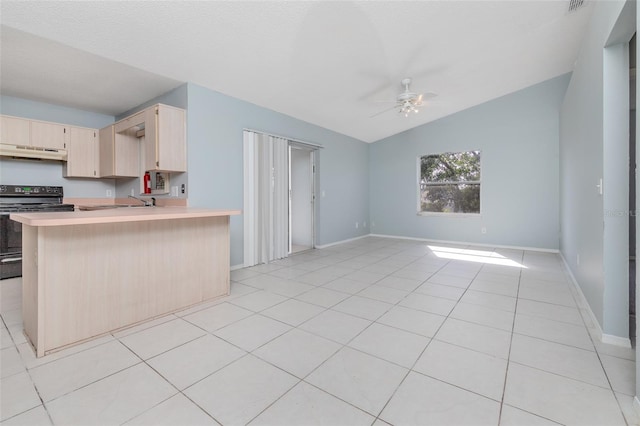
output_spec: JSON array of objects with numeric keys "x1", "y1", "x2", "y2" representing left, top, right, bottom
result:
[
  {"x1": 144, "y1": 104, "x2": 186, "y2": 172},
  {"x1": 0, "y1": 116, "x2": 30, "y2": 146},
  {"x1": 99, "y1": 124, "x2": 139, "y2": 178},
  {"x1": 1, "y1": 115, "x2": 68, "y2": 150},
  {"x1": 63, "y1": 127, "x2": 99, "y2": 178},
  {"x1": 31, "y1": 121, "x2": 68, "y2": 150}
]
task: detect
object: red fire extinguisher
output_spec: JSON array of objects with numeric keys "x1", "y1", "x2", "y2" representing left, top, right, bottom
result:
[{"x1": 143, "y1": 172, "x2": 151, "y2": 194}]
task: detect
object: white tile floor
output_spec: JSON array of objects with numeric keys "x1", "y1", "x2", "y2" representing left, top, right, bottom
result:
[{"x1": 0, "y1": 236, "x2": 638, "y2": 425}]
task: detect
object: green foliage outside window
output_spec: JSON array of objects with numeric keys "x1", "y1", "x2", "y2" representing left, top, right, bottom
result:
[{"x1": 419, "y1": 151, "x2": 481, "y2": 214}]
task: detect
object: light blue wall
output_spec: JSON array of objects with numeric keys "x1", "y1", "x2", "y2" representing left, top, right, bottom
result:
[
  {"x1": 186, "y1": 83, "x2": 370, "y2": 267},
  {"x1": 560, "y1": 0, "x2": 633, "y2": 338},
  {"x1": 370, "y1": 74, "x2": 569, "y2": 250},
  {"x1": 113, "y1": 84, "x2": 189, "y2": 199},
  {"x1": 0, "y1": 96, "x2": 116, "y2": 197},
  {"x1": 603, "y1": 40, "x2": 631, "y2": 341}
]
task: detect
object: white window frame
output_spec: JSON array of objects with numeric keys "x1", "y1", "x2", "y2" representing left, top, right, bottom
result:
[{"x1": 416, "y1": 151, "x2": 482, "y2": 217}]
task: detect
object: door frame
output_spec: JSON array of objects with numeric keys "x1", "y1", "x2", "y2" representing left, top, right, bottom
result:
[{"x1": 288, "y1": 143, "x2": 317, "y2": 254}]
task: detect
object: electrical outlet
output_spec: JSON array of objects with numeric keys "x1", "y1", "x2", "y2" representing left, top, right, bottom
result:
[
  {"x1": 106, "y1": 189, "x2": 112, "y2": 197},
  {"x1": 171, "y1": 186, "x2": 179, "y2": 197},
  {"x1": 130, "y1": 188, "x2": 135, "y2": 196},
  {"x1": 181, "y1": 184, "x2": 186, "y2": 194},
  {"x1": 481, "y1": 227, "x2": 487, "y2": 234},
  {"x1": 355, "y1": 222, "x2": 359, "y2": 229}
]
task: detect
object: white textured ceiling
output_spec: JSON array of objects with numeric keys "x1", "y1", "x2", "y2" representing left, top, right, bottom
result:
[{"x1": 0, "y1": 1, "x2": 593, "y2": 142}]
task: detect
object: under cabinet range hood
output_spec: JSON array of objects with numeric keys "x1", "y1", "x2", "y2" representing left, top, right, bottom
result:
[{"x1": 0, "y1": 144, "x2": 67, "y2": 161}]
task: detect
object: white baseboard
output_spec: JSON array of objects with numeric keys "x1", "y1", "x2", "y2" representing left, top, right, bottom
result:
[
  {"x1": 559, "y1": 252, "x2": 604, "y2": 341},
  {"x1": 368, "y1": 233, "x2": 560, "y2": 253},
  {"x1": 315, "y1": 234, "x2": 370, "y2": 249},
  {"x1": 602, "y1": 333, "x2": 632, "y2": 348},
  {"x1": 560, "y1": 252, "x2": 633, "y2": 348}
]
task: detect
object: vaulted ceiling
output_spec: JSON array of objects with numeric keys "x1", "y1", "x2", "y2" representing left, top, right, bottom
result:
[{"x1": 0, "y1": 1, "x2": 593, "y2": 142}]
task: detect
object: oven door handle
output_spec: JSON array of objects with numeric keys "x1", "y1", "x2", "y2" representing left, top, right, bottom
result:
[{"x1": 0, "y1": 257, "x2": 22, "y2": 263}]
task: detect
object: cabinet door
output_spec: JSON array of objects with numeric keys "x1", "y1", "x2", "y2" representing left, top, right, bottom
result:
[
  {"x1": 102, "y1": 125, "x2": 140, "y2": 178},
  {"x1": 157, "y1": 105, "x2": 186, "y2": 172},
  {"x1": 143, "y1": 105, "x2": 186, "y2": 172},
  {"x1": 31, "y1": 121, "x2": 67, "y2": 150},
  {"x1": 0, "y1": 116, "x2": 30, "y2": 146},
  {"x1": 114, "y1": 128, "x2": 140, "y2": 177},
  {"x1": 66, "y1": 127, "x2": 98, "y2": 178},
  {"x1": 99, "y1": 125, "x2": 115, "y2": 177},
  {"x1": 144, "y1": 106, "x2": 158, "y2": 172}
]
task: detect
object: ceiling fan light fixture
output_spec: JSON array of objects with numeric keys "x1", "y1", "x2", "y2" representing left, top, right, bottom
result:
[
  {"x1": 399, "y1": 100, "x2": 420, "y2": 117},
  {"x1": 370, "y1": 78, "x2": 436, "y2": 119}
]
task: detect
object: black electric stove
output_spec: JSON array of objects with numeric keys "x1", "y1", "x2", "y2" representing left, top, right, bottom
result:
[{"x1": 0, "y1": 185, "x2": 75, "y2": 279}]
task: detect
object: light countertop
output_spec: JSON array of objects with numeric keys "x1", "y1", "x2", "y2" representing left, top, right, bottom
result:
[{"x1": 11, "y1": 207, "x2": 241, "y2": 227}]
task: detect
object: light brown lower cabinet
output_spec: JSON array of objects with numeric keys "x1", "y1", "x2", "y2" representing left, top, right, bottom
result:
[{"x1": 17, "y1": 212, "x2": 234, "y2": 357}]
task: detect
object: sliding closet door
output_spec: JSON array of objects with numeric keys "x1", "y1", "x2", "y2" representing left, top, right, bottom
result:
[{"x1": 243, "y1": 130, "x2": 289, "y2": 267}]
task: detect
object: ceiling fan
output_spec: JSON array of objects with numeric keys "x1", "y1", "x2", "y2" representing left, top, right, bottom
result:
[{"x1": 370, "y1": 78, "x2": 437, "y2": 118}]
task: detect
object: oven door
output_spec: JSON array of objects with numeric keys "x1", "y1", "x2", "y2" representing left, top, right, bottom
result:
[{"x1": 0, "y1": 213, "x2": 22, "y2": 280}]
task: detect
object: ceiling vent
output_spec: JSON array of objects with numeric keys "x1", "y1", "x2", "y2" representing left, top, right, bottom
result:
[{"x1": 568, "y1": 0, "x2": 586, "y2": 13}]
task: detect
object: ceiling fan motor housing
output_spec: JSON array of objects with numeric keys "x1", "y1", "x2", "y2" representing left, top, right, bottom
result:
[{"x1": 398, "y1": 78, "x2": 419, "y2": 103}]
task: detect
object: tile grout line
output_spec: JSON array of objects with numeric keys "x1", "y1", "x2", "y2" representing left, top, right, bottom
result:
[
  {"x1": 370, "y1": 252, "x2": 486, "y2": 424},
  {"x1": 116, "y1": 336, "x2": 224, "y2": 426},
  {"x1": 243, "y1": 242, "x2": 422, "y2": 424},
  {"x1": 2, "y1": 238, "x2": 632, "y2": 425},
  {"x1": 558, "y1": 259, "x2": 634, "y2": 426},
  {"x1": 497, "y1": 248, "x2": 524, "y2": 425},
  {"x1": 247, "y1": 243, "x2": 453, "y2": 424}
]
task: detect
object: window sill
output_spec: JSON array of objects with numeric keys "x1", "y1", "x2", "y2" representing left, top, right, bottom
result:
[{"x1": 417, "y1": 211, "x2": 482, "y2": 218}]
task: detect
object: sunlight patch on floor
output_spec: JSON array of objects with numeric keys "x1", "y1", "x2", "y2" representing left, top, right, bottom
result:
[{"x1": 428, "y1": 245, "x2": 526, "y2": 268}]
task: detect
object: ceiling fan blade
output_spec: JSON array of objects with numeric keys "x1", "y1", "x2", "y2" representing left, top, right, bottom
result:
[
  {"x1": 358, "y1": 80, "x2": 395, "y2": 102},
  {"x1": 369, "y1": 104, "x2": 399, "y2": 118}
]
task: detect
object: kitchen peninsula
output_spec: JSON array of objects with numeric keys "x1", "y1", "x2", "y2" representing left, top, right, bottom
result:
[{"x1": 11, "y1": 207, "x2": 241, "y2": 357}]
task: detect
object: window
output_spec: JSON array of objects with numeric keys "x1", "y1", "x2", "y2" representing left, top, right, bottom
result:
[{"x1": 418, "y1": 151, "x2": 481, "y2": 214}]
